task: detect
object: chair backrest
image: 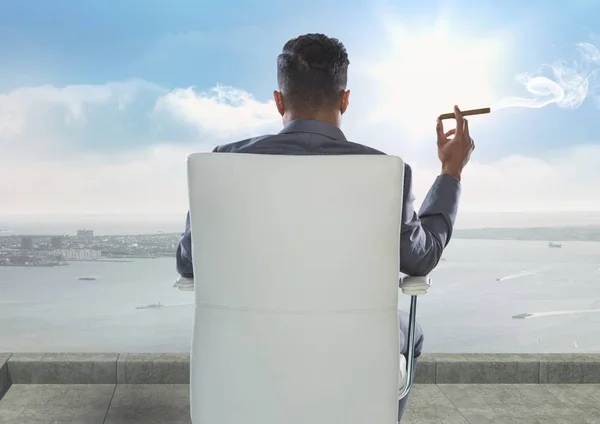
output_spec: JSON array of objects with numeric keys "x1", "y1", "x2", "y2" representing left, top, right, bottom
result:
[{"x1": 188, "y1": 152, "x2": 405, "y2": 424}]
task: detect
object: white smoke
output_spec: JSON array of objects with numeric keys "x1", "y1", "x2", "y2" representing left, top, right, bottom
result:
[{"x1": 494, "y1": 42, "x2": 600, "y2": 110}]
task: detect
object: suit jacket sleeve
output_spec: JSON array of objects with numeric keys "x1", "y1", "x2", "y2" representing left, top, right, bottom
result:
[
  {"x1": 400, "y1": 163, "x2": 461, "y2": 276},
  {"x1": 175, "y1": 146, "x2": 221, "y2": 278},
  {"x1": 176, "y1": 211, "x2": 194, "y2": 278}
]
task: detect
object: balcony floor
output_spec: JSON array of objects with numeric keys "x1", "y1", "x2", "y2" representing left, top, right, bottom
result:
[{"x1": 0, "y1": 383, "x2": 598, "y2": 424}]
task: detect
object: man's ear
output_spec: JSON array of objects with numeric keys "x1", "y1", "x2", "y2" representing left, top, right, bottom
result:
[
  {"x1": 273, "y1": 90, "x2": 285, "y2": 116},
  {"x1": 340, "y1": 90, "x2": 350, "y2": 115}
]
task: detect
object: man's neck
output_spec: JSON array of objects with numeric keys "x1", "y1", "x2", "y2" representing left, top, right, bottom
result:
[{"x1": 283, "y1": 111, "x2": 341, "y2": 128}]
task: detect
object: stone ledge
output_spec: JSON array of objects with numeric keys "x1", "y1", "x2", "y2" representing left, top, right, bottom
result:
[
  {"x1": 420, "y1": 353, "x2": 600, "y2": 384},
  {"x1": 0, "y1": 353, "x2": 12, "y2": 398},
  {"x1": 117, "y1": 353, "x2": 190, "y2": 384},
  {"x1": 7, "y1": 353, "x2": 118, "y2": 384},
  {"x1": 1, "y1": 353, "x2": 599, "y2": 385}
]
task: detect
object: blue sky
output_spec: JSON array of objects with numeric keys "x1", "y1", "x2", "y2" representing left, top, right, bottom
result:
[{"x1": 1, "y1": 0, "x2": 600, "y2": 214}]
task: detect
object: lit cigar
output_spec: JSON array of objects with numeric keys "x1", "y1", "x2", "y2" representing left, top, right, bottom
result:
[{"x1": 439, "y1": 107, "x2": 491, "y2": 120}]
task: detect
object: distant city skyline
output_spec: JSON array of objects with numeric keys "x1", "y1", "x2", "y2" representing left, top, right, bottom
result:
[
  {"x1": 2, "y1": 1, "x2": 600, "y2": 214},
  {"x1": 6, "y1": 211, "x2": 600, "y2": 234}
]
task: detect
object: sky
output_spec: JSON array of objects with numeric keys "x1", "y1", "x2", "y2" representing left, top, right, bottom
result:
[{"x1": 2, "y1": 0, "x2": 600, "y2": 217}]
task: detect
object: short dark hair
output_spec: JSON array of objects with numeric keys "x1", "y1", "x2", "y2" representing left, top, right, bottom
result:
[{"x1": 277, "y1": 33, "x2": 350, "y2": 111}]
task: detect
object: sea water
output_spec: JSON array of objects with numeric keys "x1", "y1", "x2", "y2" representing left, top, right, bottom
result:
[{"x1": 1, "y1": 239, "x2": 599, "y2": 353}]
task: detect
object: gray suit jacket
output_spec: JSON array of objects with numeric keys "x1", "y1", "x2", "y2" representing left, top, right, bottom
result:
[{"x1": 176, "y1": 119, "x2": 460, "y2": 277}]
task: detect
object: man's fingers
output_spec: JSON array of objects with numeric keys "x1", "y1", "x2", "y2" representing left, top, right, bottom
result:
[
  {"x1": 463, "y1": 118, "x2": 471, "y2": 143},
  {"x1": 454, "y1": 105, "x2": 464, "y2": 138},
  {"x1": 436, "y1": 118, "x2": 445, "y2": 145},
  {"x1": 445, "y1": 128, "x2": 456, "y2": 137},
  {"x1": 463, "y1": 138, "x2": 475, "y2": 167}
]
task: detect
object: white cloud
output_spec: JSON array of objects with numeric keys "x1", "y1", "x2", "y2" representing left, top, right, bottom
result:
[
  {"x1": 0, "y1": 144, "x2": 192, "y2": 215},
  {"x1": 154, "y1": 85, "x2": 280, "y2": 140},
  {"x1": 0, "y1": 79, "x2": 166, "y2": 158},
  {"x1": 0, "y1": 79, "x2": 161, "y2": 127},
  {"x1": 411, "y1": 145, "x2": 600, "y2": 213},
  {"x1": 1, "y1": 127, "x2": 599, "y2": 215},
  {"x1": 0, "y1": 81, "x2": 285, "y2": 214},
  {"x1": 0, "y1": 20, "x2": 598, "y2": 217},
  {"x1": 1, "y1": 78, "x2": 599, "y2": 215}
]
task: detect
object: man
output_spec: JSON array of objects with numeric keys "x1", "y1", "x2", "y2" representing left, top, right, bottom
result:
[{"x1": 176, "y1": 33, "x2": 474, "y2": 421}]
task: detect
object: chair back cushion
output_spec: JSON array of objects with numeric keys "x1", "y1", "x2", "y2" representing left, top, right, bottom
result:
[{"x1": 188, "y1": 152, "x2": 404, "y2": 424}]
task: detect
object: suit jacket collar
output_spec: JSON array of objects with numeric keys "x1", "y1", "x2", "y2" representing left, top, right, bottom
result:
[{"x1": 279, "y1": 119, "x2": 347, "y2": 141}]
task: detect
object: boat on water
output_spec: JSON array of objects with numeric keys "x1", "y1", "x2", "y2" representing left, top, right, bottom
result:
[
  {"x1": 548, "y1": 241, "x2": 562, "y2": 248},
  {"x1": 79, "y1": 277, "x2": 97, "y2": 281},
  {"x1": 135, "y1": 302, "x2": 164, "y2": 310}
]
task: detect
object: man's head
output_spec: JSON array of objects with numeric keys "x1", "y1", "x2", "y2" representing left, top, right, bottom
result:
[{"x1": 274, "y1": 34, "x2": 350, "y2": 127}]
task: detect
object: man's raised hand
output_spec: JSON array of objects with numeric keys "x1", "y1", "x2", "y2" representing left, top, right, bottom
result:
[{"x1": 436, "y1": 105, "x2": 475, "y2": 181}]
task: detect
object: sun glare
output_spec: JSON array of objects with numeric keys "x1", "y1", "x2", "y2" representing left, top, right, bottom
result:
[{"x1": 355, "y1": 17, "x2": 508, "y2": 140}]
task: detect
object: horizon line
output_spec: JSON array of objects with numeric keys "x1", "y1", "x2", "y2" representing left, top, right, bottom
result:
[{"x1": 4, "y1": 210, "x2": 600, "y2": 217}]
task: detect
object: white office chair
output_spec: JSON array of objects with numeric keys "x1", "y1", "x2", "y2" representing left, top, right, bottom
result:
[{"x1": 184, "y1": 153, "x2": 431, "y2": 424}]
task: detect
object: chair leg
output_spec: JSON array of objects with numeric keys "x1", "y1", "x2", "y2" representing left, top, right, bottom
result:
[{"x1": 398, "y1": 295, "x2": 418, "y2": 400}]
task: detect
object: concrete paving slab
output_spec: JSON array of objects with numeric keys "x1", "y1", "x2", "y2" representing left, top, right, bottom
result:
[
  {"x1": 1, "y1": 383, "x2": 597, "y2": 423},
  {"x1": 104, "y1": 384, "x2": 190, "y2": 424},
  {"x1": 438, "y1": 384, "x2": 593, "y2": 424},
  {"x1": 402, "y1": 384, "x2": 470, "y2": 423},
  {"x1": 545, "y1": 384, "x2": 600, "y2": 424},
  {"x1": 0, "y1": 384, "x2": 115, "y2": 424}
]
